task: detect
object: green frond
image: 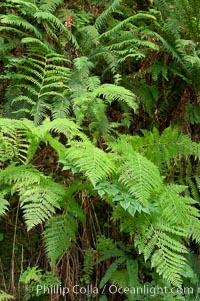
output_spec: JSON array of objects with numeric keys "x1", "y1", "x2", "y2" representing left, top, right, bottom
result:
[
  {"x1": 0, "y1": 165, "x2": 42, "y2": 188},
  {"x1": 159, "y1": 185, "x2": 200, "y2": 225},
  {"x1": 6, "y1": 0, "x2": 39, "y2": 14},
  {"x1": 82, "y1": 248, "x2": 95, "y2": 284},
  {"x1": 134, "y1": 217, "x2": 188, "y2": 287},
  {"x1": 94, "y1": 0, "x2": 123, "y2": 31},
  {"x1": 0, "y1": 164, "x2": 66, "y2": 229},
  {"x1": 0, "y1": 195, "x2": 9, "y2": 218},
  {"x1": 0, "y1": 290, "x2": 14, "y2": 301},
  {"x1": 21, "y1": 37, "x2": 51, "y2": 53},
  {"x1": 43, "y1": 212, "x2": 78, "y2": 267},
  {"x1": 6, "y1": 45, "x2": 70, "y2": 124},
  {"x1": 99, "y1": 13, "x2": 157, "y2": 40},
  {"x1": 20, "y1": 178, "x2": 65, "y2": 230},
  {"x1": 52, "y1": 95, "x2": 70, "y2": 119},
  {"x1": 100, "y1": 257, "x2": 126, "y2": 288},
  {"x1": 39, "y1": 118, "x2": 85, "y2": 140},
  {"x1": 65, "y1": 141, "x2": 116, "y2": 187},
  {"x1": 0, "y1": 119, "x2": 30, "y2": 165},
  {"x1": 110, "y1": 269, "x2": 129, "y2": 288},
  {"x1": 39, "y1": 0, "x2": 64, "y2": 13},
  {"x1": 118, "y1": 151, "x2": 163, "y2": 205},
  {"x1": 34, "y1": 11, "x2": 66, "y2": 33},
  {"x1": 127, "y1": 127, "x2": 200, "y2": 171},
  {"x1": 94, "y1": 84, "x2": 138, "y2": 111},
  {"x1": 0, "y1": 15, "x2": 43, "y2": 40}
]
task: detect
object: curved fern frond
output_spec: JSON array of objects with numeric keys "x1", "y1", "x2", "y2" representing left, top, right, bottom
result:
[
  {"x1": 0, "y1": 118, "x2": 31, "y2": 165},
  {"x1": 65, "y1": 141, "x2": 116, "y2": 187},
  {"x1": 94, "y1": 0, "x2": 123, "y2": 31},
  {"x1": 0, "y1": 195, "x2": 9, "y2": 218},
  {"x1": 0, "y1": 290, "x2": 14, "y2": 301},
  {"x1": 39, "y1": 0, "x2": 64, "y2": 13},
  {"x1": 0, "y1": 164, "x2": 66, "y2": 230},
  {"x1": 134, "y1": 216, "x2": 188, "y2": 287},
  {"x1": 0, "y1": 15, "x2": 43, "y2": 40},
  {"x1": 126, "y1": 127, "x2": 200, "y2": 171},
  {"x1": 20, "y1": 179, "x2": 65, "y2": 230},
  {"x1": 43, "y1": 212, "x2": 78, "y2": 267},
  {"x1": 6, "y1": 45, "x2": 70, "y2": 124},
  {"x1": 118, "y1": 151, "x2": 163, "y2": 205},
  {"x1": 94, "y1": 84, "x2": 138, "y2": 111}
]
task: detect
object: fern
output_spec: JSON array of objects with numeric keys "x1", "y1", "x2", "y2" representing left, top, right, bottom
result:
[
  {"x1": 120, "y1": 127, "x2": 200, "y2": 173},
  {"x1": 0, "y1": 291, "x2": 14, "y2": 301},
  {"x1": 6, "y1": 44, "x2": 70, "y2": 124},
  {"x1": 0, "y1": 0, "x2": 78, "y2": 50},
  {"x1": 94, "y1": 0, "x2": 123, "y2": 31},
  {"x1": 43, "y1": 196, "x2": 85, "y2": 267},
  {"x1": 134, "y1": 215, "x2": 189, "y2": 287},
  {"x1": 116, "y1": 147, "x2": 163, "y2": 206},
  {"x1": 39, "y1": 0, "x2": 64, "y2": 13},
  {"x1": 0, "y1": 164, "x2": 66, "y2": 230},
  {"x1": 0, "y1": 195, "x2": 9, "y2": 218},
  {"x1": 43, "y1": 212, "x2": 78, "y2": 266},
  {"x1": 65, "y1": 141, "x2": 116, "y2": 187},
  {"x1": 82, "y1": 248, "x2": 95, "y2": 284},
  {"x1": 94, "y1": 84, "x2": 138, "y2": 111}
]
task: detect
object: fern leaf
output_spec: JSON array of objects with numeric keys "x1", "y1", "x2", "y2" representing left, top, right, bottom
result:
[
  {"x1": 65, "y1": 141, "x2": 116, "y2": 187},
  {"x1": 135, "y1": 217, "x2": 188, "y2": 287},
  {"x1": 119, "y1": 151, "x2": 163, "y2": 205},
  {"x1": 0, "y1": 195, "x2": 9, "y2": 218},
  {"x1": 0, "y1": 15, "x2": 43, "y2": 40},
  {"x1": 20, "y1": 179, "x2": 65, "y2": 230},
  {"x1": 100, "y1": 257, "x2": 126, "y2": 288},
  {"x1": 94, "y1": 84, "x2": 138, "y2": 111},
  {"x1": 94, "y1": 0, "x2": 123, "y2": 31},
  {"x1": 0, "y1": 290, "x2": 14, "y2": 301},
  {"x1": 39, "y1": 0, "x2": 64, "y2": 13},
  {"x1": 43, "y1": 213, "x2": 78, "y2": 267}
]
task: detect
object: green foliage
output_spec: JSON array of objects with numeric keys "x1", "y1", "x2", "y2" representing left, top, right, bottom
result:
[
  {"x1": 65, "y1": 140, "x2": 116, "y2": 187},
  {"x1": 81, "y1": 248, "x2": 95, "y2": 284},
  {"x1": 20, "y1": 266, "x2": 61, "y2": 299},
  {"x1": 1, "y1": 0, "x2": 200, "y2": 300},
  {"x1": 4, "y1": 43, "x2": 70, "y2": 124},
  {"x1": 0, "y1": 291, "x2": 13, "y2": 301},
  {"x1": 43, "y1": 203, "x2": 83, "y2": 266},
  {"x1": 0, "y1": 0, "x2": 77, "y2": 52}
]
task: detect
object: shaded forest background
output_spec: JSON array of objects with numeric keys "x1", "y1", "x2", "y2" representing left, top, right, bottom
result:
[{"x1": 1, "y1": 0, "x2": 200, "y2": 300}]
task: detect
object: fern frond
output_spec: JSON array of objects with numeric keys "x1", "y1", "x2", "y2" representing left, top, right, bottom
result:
[
  {"x1": 0, "y1": 15, "x2": 43, "y2": 40},
  {"x1": 6, "y1": 0, "x2": 39, "y2": 14},
  {"x1": 43, "y1": 212, "x2": 78, "y2": 267},
  {"x1": 19, "y1": 179, "x2": 64, "y2": 230},
  {"x1": 94, "y1": 84, "x2": 138, "y2": 111},
  {"x1": 34, "y1": 11, "x2": 66, "y2": 33},
  {"x1": 100, "y1": 257, "x2": 126, "y2": 288},
  {"x1": 82, "y1": 248, "x2": 95, "y2": 284},
  {"x1": 127, "y1": 127, "x2": 200, "y2": 171},
  {"x1": 94, "y1": 0, "x2": 123, "y2": 31},
  {"x1": 39, "y1": 0, "x2": 64, "y2": 13},
  {"x1": 7, "y1": 45, "x2": 70, "y2": 124},
  {"x1": 0, "y1": 164, "x2": 66, "y2": 230},
  {"x1": 159, "y1": 185, "x2": 200, "y2": 225},
  {"x1": 118, "y1": 151, "x2": 163, "y2": 205},
  {"x1": 0, "y1": 195, "x2": 9, "y2": 218},
  {"x1": 99, "y1": 13, "x2": 157, "y2": 40},
  {"x1": 0, "y1": 290, "x2": 14, "y2": 301},
  {"x1": 65, "y1": 141, "x2": 116, "y2": 187},
  {"x1": 134, "y1": 216, "x2": 188, "y2": 287},
  {"x1": 39, "y1": 118, "x2": 85, "y2": 140},
  {"x1": 0, "y1": 118, "x2": 31, "y2": 165}
]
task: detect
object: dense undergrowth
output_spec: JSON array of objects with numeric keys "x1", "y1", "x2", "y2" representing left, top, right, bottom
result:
[{"x1": 1, "y1": 0, "x2": 200, "y2": 300}]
